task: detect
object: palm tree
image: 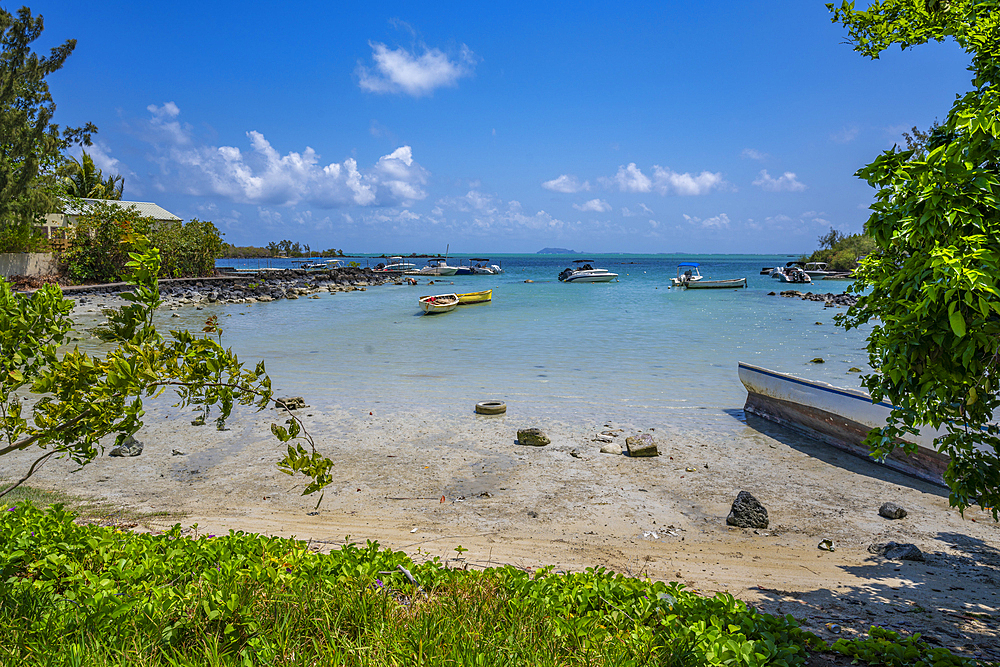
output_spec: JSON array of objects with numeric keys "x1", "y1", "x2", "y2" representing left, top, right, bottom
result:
[{"x1": 60, "y1": 151, "x2": 125, "y2": 200}]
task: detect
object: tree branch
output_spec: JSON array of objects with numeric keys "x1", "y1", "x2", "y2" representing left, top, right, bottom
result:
[{"x1": 0, "y1": 449, "x2": 56, "y2": 499}]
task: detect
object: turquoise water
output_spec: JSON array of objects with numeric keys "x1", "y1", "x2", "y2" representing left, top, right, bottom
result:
[{"x1": 191, "y1": 254, "x2": 872, "y2": 428}]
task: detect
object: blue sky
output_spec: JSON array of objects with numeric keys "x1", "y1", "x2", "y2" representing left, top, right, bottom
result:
[{"x1": 26, "y1": 1, "x2": 972, "y2": 254}]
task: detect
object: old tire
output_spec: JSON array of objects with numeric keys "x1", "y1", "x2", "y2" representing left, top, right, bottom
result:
[{"x1": 475, "y1": 400, "x2": 507, "y2": 415}]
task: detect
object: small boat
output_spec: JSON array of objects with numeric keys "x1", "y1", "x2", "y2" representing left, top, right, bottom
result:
[
  {"x1": 419, "y1": 293, "x2": 460, "y2": 314},
  {"x1": 557, "y1": 261, "x2": 618, "y2": 283},
  {"x1": 375, "y1": 257, "x2": 418, "y2": 272},
  {"x1": 300, "y1": 259, "x2": 342, "y2": 270},
  {"x1": 671, "y1": 262, "x2": 704, "y2": 286},
  {"x1": 685, "y1": 277, "x2": 747, "y2": 289},
  {"x1": 804, "y1": 262, "x2": 833, "y2": 278},
  {"x1": 456, "y1": 289, "x2": 492, "y2": 304},
  {"x1": 406, "y1": 258, "x2": 459, "y2": 276},
  {"x1": 770, "y1": 265, "x2": 812, "y2": 283},
  {"x1": 470, "y1": 258, "x2": 503, "y2": 274},
  {"x1": 738, "y1": 362, "x2": 953, "y2": 486}
]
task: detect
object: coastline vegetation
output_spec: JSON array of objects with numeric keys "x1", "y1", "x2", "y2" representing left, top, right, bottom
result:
[
  {"x1": 804, "y1": 228, "x2": 876, "y2": 272},
  {"x1": 2, "y1": 502, "x2": 988, "y2": 667}
]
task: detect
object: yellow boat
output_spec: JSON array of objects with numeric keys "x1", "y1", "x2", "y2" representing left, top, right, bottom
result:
[{"x1": 456, "y1": 289, "x2": 492, "y2": 304}]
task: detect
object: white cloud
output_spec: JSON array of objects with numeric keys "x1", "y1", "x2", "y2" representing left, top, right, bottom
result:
[
  {"x1": 622, "y1": 203, "x2": 653, "y2": 217},
  {"x1": 741, "y1": 148, "x2": 768, "y2": 160},
  {"x1": 830, "y1": 126, "x2": 859, "y2": 143},
  {"x1": 431, "y1": 190, "x2": 581, "y2": 236},
  {"x1": 608, "y1": 163, "x2": 653, "y2": 192},
  {"x1": 683, "y1": 213, "x2": 731, "y2": 229},
  {"x1": 542, "y1": 174, "x2": 590, "y2": 193},
  {"x1": 601, "y1": 163, "x2": 726, "y2": 195},
  {"x1": 652, "y1": 166, "x2": 725, "y2": 196},
  {"x1": 573, "y1": 198, "x2": 611, "y2": 213},
  {"x1": 357, "y1": 42, "x2": 476, "y2": 96},
  {"x1": 146, "y1": 101, "x2": 190, "y2": 146},
  {"x1": 752, "y1": 169, "x2": 806, "y2": 192},
  {"x1": 142, "y1": 105, "x2": 429, "y2": 208}
]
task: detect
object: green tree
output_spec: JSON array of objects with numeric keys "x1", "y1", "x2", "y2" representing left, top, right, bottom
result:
[
  {"x1": 830, "y1": 0, "x2": 1000, "y2": 517},
  {"x1": 60, "y1": 151, "x2": 124, "y2": 200},
  {"x1": 0, "y1": 7, "x2": 96, "y2": 235},
  {"x1": 61, "y1": 201, "x2": 152, "y2": 283},
  {"x1": 0, "y1": 238, "x2": 333, "y2": 501}
]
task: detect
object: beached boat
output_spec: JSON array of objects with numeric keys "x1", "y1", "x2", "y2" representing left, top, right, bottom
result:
[
  {"x1": 685, "y1": 277, "x2": 747, "y2": 289},
  {"x1": 557, "y1": 261, "x2": 618, "y2": 283},
  {"x1": 419, "y1": 293, "x2": 460, "y2": 314},
  {"x1": 671, "y1": 262, "x2": 704, "y2": 286},
  {"x1": 407, "y1": 259, "x2": 459, "y2": 276},
  {"x1": 737, "y1": 362, "x2": 952, "y2": 485},
  {"x1": 456, "y1": 289, "x2": 492, "y2": 304}
]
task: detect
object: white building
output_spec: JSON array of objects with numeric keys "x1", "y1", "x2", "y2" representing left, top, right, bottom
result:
[{"x1": 42, "y1": 199, "x2": 182, "y2": 241}]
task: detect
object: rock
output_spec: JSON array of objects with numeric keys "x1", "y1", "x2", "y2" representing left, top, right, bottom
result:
[
  {"x1": 276, "y1": 396, "x2": 307, "y2": 410},
  {"x1": 810, "y1": 357, "x2": 825, "y2": 363},
  {"x1": 570, "y1": 449, "x2": 583, "y2": 459},
  {"x1": 109, "y1": 435, "x2": 143, "y2": 457},
  {"x1": 600, "y1": 443, "x2": 622, "y2": 455},
  {"x1": 625, "y1": 433, "x2": 658, "y2": 457},
  {"x1": 848, "y1": 367, "x2": 862, "y2": 373},
  {"x1": 879, "y1": 502, "x2": 908, "y2": 519},
  {"x1": 594, "y1": 434, "x2": 614, "y2": 443},
  {"x1": 171, "y1": 449, "x2": 186, "y2": 456},
  {"x1": 868, "y1": 541, "x2": 925, "y2": 562},
  {"x1": 517, "y1": 428, "x2": 550, "y2": 447},
  {"x1": 726, "y1": 491, "x2": 769, "y2": 529}
]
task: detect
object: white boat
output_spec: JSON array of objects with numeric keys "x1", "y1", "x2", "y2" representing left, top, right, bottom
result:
[
  {"x1": 419, "y1": 293, "x2": 460, "y2": 314},
  {"x1": 557, "y1": 262, "x2": 618, "y2": 283},
  {"x1": 770, "y1": 265, "x2": 812, "y2": 283},
  {"x1": 407, "y1": 259, "x2": 459, "y2": 276},
  {"x1": 470, "y1": 258, "x2": 502, "y2": 274},
  {"x1": 301, "y1": 259, "x2": 342, "y2": 270},
  {"x1": 671, "y1": 262, "x2": 704, "y2": 286},
  {"x1": 685, "y1": 277, "x2": 747, "y2": 289},
  {"x1": 375, "y1": 257, "x2": 418, "y2": 272},
  {"x1": 737, "y1": 362, "x2": 953, "y2": 486},
  {"x1": 804, "y1": 262, "x2": 834, "y2": 278}
]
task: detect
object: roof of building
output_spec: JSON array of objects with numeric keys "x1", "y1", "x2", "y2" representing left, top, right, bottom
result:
[{"x1": 61, "y1": 198, "x2": 182, "y2": 222}]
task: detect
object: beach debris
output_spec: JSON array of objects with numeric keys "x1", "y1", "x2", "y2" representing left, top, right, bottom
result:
[
  {"x1": 826, "y1": 623, "x2": 842, "y2": 634},
  {"x1": 410, "y1": 527, "x2": 418, "y2": 533},
  {"x1": 307, "y1": 511, "x2": 319, "y2": 516},
  {"x1": 818, "y1": 539, "x2": 836, "y2": 551},
  {"x1": 685, "y1": 466, "x2": 696, "y2": 472},
  {"x1": 600, "y1": 443, "x2": 622, "y2": 455},
  {"x1": 397, "y1": 564, "x2": 418, "y2": 585},
  {"x1": 625, "y1": 433, "x2": 658, "y2": 457},
  {"x1": 527, "y1": 510, "x2": 539, "y2": 518},
  {"x1": 879, "y1": 502, "x2": 908, "y2": 520},
  {"x1": 868, "y1": 541, "x2": 925, "y2": 562},
  {"x1": 171, "y1": 449, "x2": 185, "y2": 456},
  {"x1": 810, "y1": 357, "x2": 825, "y2": 363},
  {"x1": 642, "y1": 530, "x2": 660, "y2": 540},
  {"x1": 570, "y1": 449, "x2": 583, "y2": 459},
  {"x1": 276, "y1": 396, "x2": 307, "y2": 410},
  {"x1": 517, "y1": 428, "x2": 550, "y2": 447},
  {"x1": 475, "y1": 400, "x2": 507, "y2": 415},
  {"x1": 108, "y1": 435, "x2": 143, "y2": 457},
  {"x1": 594, "y1": 434, "x2": 614, "y2": 443},
  {"x1": 726, "y1": 491, "x2": 769, "y2": 529}
]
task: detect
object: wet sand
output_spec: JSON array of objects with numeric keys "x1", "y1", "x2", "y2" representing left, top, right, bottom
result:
[{"x1": 5, "y1": 394, "x2": 998, "y2": 661}]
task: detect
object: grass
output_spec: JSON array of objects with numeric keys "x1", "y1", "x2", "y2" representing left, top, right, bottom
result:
[{"x1": 0, "y1": 503, "x2": 991, "y2": 667}]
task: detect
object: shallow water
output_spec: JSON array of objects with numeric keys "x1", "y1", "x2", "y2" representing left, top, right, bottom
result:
[{"x1": 160, "y1": 254, "x2": 874, "y2": 433}]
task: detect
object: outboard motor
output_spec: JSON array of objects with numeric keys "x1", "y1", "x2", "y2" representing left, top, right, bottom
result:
[{"x1": 558, "y1": 267, "x2": 574, "y2": 282}]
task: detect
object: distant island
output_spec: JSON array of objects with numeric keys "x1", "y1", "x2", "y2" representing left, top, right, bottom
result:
[{"x1": 537, "y1": 247, "x2": 581, "y2": 254}]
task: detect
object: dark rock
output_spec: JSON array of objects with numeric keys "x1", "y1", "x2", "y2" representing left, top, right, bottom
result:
[
  {"x1": 527, "y1": 510, "x2": 539, "y2": 518},
  {"x1": 879, "y1": 502, "x2": 907, "y2": 519},
  {"x1": 726, "y1": 491, "x2": 769, "y2": 529},
  {"x1": 868, "y1": 541, "x2": 925, "y2": 561},
  {"x1": 276, "y1": 396, "x2": 307, "y2": 410},
  {"x1": 625, "y1": 433, "x2": 658, "y2": 457},
  {"x1": 109, "y1": 435, "x2": 143, "y2": 457},
  {"x1": 517, "y1": 428, "x2": 550, "y2": 446}
]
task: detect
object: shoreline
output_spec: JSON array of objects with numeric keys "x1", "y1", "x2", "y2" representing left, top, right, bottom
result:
[{"x1": 4, "y1": 398, "x2": 998, "y2": 661}]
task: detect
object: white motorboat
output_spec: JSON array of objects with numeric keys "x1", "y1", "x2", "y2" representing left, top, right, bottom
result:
[
  {"x1": 469, "y1": 258, "x2": 503, "y2": 274},
  {"x1": 804, "y1": 262, "x2": 833, "y2": 278},
  {"x1": 375, "y1": 257, "x2": 418, "y2": 272},
  {"x1": 671, "y1": 262, "x2": 704, "y2": 286},
  {"x1": 557, "y1": 262, "x2": 618, "y2": 283},
  {"x1": 770, "y1": 265, "x2": 812, "y2": 283},
  {"x1": 406, "y1": 259, "x2": 459, "y2": 276}
]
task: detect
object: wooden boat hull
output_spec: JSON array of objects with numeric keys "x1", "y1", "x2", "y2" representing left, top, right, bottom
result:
[
  {"x1": 685, "y1": 277, "x2": 746, "y2": 289},
  {"x1": 737, "y1": 362, "x2": 950, "y2": 486},
  {"x1": 419, "y1": 294, "x2": 459, "y2": 314},
  {"x1": 456, "y1": 289, "x2": 492, "y2": 304}
]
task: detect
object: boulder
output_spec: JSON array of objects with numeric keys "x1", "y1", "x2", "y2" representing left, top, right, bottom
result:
[
  {"x1": 517, "y1": 428, "x2": 550, "y2": 447},
  {"x1": 109, "y1": 435, "x2": 143, "y2": 457},
  {"x1": 726, "y1": 491, "x2": 769, "y2": 529},
  {"x1": 878, "y1": 502, "x2": 908, "y2": 520},
  {"x1": 625, "y1": 433, "x2": 658, "y2": 457},
  {"x1": 868, "y1": 541, "x2": 925, "y2": 562},
  {"x1": 600, "y1": 443, "x2": 622, "y2": 455}
]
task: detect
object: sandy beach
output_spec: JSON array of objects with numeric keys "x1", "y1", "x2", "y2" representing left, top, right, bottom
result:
[{"x1": 5, "y1": 385, "x2": 999, "y2": 661}]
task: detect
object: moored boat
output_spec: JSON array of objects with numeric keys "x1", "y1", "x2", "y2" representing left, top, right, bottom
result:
[
  {"x1": 375, "y1": 257, "x2": 418, "y2": 273},
  {"x1": 770, "y1": 265, "x2": 812, "y2": 283},
  {"x1": 685, "y1": 277, "x2": 747, "y2": 289},
  {"x1": 557, "y1": 261, "x2": 618, "y2": 283},
  {"x1": 737, "y1": 362, "x2": 952, "y2": 485},
  {"x1": 671, "y1": 262, "x2": 704, "y2": 286},
  {"x1": 407, "y1": 259, "x2": 459, "y2": 276},
  {"x1": 419, "y1": 293, "x2": 460, "y2": 314},
  {"x1": 456, "y1": 289, "x2": 492, "y2": 304}
]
